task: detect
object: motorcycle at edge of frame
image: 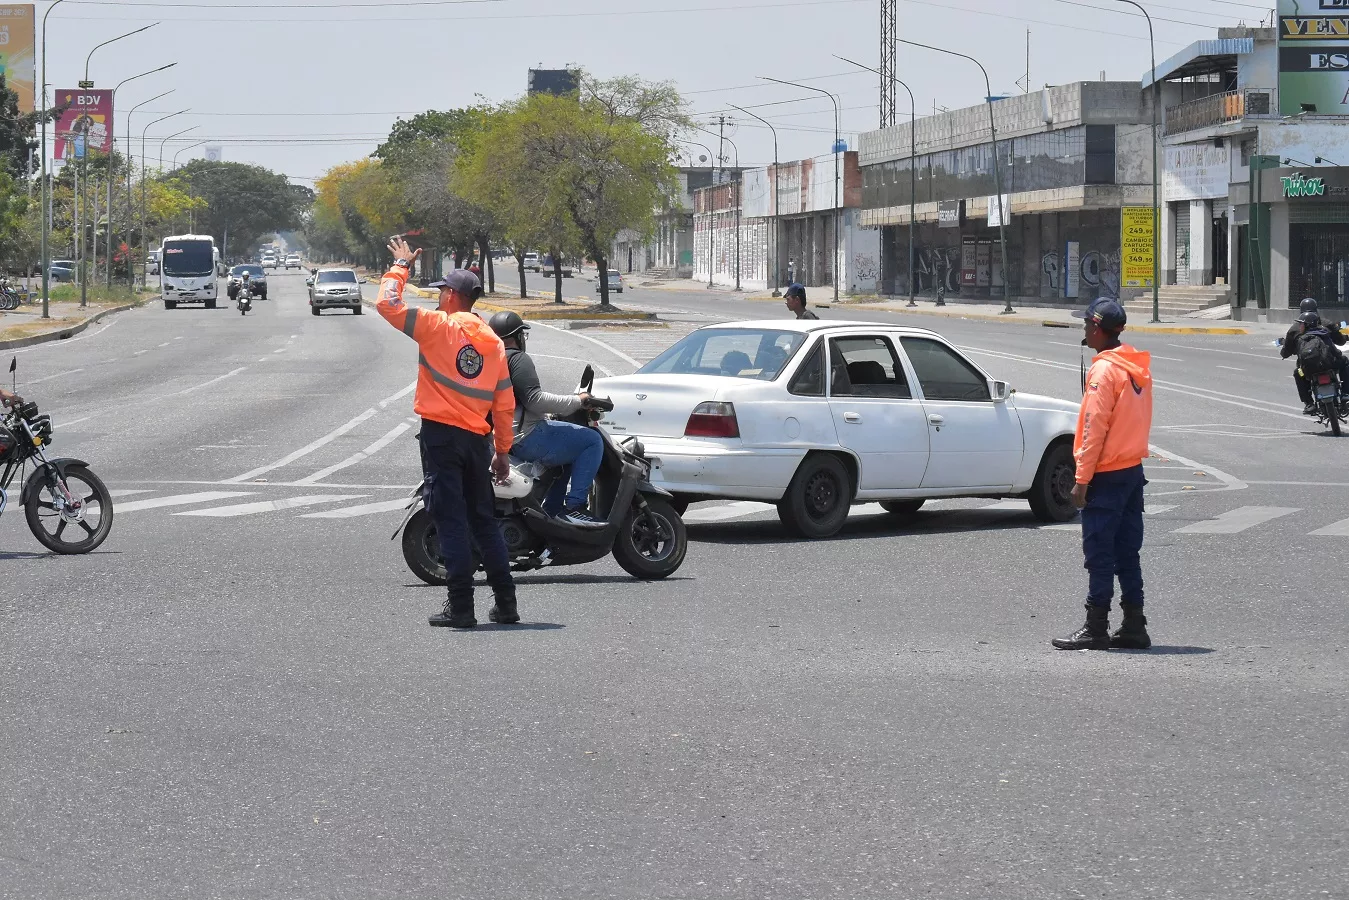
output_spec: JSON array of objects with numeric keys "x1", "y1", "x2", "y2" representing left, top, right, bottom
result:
[
  {"x1": 392, "y1": 364, "x2": 688, "y2": 583},
  {"x1": 1, "y1": 359, "x2": 115, "y2": 553}
]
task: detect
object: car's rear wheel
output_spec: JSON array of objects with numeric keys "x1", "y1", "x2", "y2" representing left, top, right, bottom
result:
[
  {"x1": 777, "y1": 453, "x2": 852, "y2": 538},
  {"x1": 880, "y1": 499, "x2": 925, "y2": 516},
  {"x1": 1027, "y1": 441, "x2": 1077, "y2": 523}
]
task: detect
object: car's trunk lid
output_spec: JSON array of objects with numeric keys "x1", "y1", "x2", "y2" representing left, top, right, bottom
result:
[{"x1": 592, "y1": 374, "x2": 729, "y2": 440}]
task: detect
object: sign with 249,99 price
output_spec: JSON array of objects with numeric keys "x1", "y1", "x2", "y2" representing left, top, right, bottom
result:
[{"x1": 1121, "y1": 206, "x2": 1155, "y2": 289}]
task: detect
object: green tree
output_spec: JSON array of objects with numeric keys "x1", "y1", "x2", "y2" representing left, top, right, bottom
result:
[{"x1": 166, "y1": 160, "x2": 305, "y2": 259}]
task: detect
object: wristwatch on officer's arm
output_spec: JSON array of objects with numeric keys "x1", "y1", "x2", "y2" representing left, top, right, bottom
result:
[{"x1": 393, "y1": 258, "x2": 411, "y2": 270}]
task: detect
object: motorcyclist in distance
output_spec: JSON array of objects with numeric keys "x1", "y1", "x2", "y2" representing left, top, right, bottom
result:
[
  {"x1": 1283, "y1": 299, "x2": 1347, "y2": 413},
  {"x1": 489, "y1": 310, "x2": 606, "y2": 527}
]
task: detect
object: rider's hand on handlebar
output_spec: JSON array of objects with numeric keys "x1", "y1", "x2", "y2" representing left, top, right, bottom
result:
[{"x1": 0, "y1": 389, "x2": 21, "y2": 408}]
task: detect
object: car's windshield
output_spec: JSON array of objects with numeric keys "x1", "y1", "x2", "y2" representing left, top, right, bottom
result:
[
  {"x1": 163, "y1": 240, "x2": 215, "y2": 276},
  {"x1": 317, "y1": 271, "x2": 357, "y2": 284},
  {"x1": 231, "y1": 265, "x2": 264, "y2": 277},
  {"x1": 639, "y1": 328, "x2": 806, "y2": 380}
]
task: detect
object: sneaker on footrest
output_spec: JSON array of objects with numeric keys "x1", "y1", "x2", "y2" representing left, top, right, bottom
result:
[{"x1": 557, "y1": 506, "x2": 604, "y2": 528}]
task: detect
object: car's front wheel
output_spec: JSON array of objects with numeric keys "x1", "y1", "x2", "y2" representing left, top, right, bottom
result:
[
  {"x1": 1027, "y1": 441, "x2": 1077, "y2": 523},
  {"x1": 777, "y1": 453, "x2": 852, "y2": 538}
]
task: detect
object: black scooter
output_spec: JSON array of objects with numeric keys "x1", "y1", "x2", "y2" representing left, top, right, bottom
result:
[{"x1": 394, "y1": 365, "x2": 688, "y2": 582}]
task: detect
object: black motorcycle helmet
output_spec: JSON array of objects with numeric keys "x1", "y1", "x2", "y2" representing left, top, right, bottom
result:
[
  {"x1": 489, "y1": 310, "x2": 530, "y2": 346},
  {"x1": 1300, "y1": 297, "x2": 1319, "y2": 314},
  {"x1": 1300, "y1": 310, "x2": 1322, "y2": 329}
]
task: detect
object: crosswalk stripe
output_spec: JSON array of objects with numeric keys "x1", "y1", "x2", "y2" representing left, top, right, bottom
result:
[
  {"x1": 108, "y1": 489, "x2": 154, "y2": 498},
  {"x1": 294, "y1": 423, "x2": 412, "y2": 485},
  {"x1": 1173, "y1": 506, "x2": 1299, "y2": 534},
  {"x1": 298, "y1": 498, "x2": 414, "y2": 519},
  {"x1": 683, "y1": 501, "x2": 772, "y2": 523},
  {"x1": 115, "y1": 491, "x2": 256, "y2": 513},
  {"x1": 1309, "y1": 517, "x2": 1349, "y2": 536},
  {"x1": 978, "y1": 500, "x2": 1028, "y2": 511},
  {"x1": 173, "y1": 495, "x2": 364, "y2": 517},
  {"x1": 1041, "y1": 505, "x2": 1179, "y2": 533},
  {"x1": 1146, "y1": 505, "x2": 1178, "y2": 515}
]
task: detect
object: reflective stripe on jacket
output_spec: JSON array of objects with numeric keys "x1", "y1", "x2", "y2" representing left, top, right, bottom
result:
[
  {"x1": 376, "y1": 266, "x2": 515, "y2": 453},
  {"x1": 1073, "y1": 343, "x2": 1153, "y2": 484}
]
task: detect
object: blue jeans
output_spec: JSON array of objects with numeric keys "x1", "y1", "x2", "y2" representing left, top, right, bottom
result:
[
  {"x1": 419, "y1": 420, "x2": 513, "y2": 601},
  {"x1": 513, "y1": 420, "x2": 604, "y2": 513},
  {"x1": 1081, "y1": 464, "x2": 1146, "y2": 609}
]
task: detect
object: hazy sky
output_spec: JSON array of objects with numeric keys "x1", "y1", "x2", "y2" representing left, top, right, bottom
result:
[{"x1": 41, "y1": 0, "x2": 1272, "y2": 186}]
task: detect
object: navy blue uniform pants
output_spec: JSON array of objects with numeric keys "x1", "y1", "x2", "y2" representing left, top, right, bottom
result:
[
  {"x1": 419, "y1": 419, "x2": 514, "y2": 601},
  {"x1": 1081, "y1": 464, "x2": 1146, "y2": 609}
]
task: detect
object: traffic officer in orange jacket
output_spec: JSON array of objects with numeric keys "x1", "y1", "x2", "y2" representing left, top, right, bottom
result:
[
  {"x1": 378, "y1": 236, "x2": 519, "y2": 629},
  {"x1": 1054, "y1": 298, "x2": 1154, "y2": 651}
]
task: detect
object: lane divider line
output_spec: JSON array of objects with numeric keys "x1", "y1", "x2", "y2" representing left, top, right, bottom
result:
[
  {"x1": 294, "y1": 423, "x2": 412, "y2": 485},
  {"x1": 225, "y1": 408, "x2": 378, "y2": 483}
]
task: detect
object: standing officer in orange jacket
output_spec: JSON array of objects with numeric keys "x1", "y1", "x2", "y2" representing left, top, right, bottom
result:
[
  {"x1": 1054, "y1": 298, "x2": 1154, "y2": 651},
  {"x1": 378, "y1": 236, "x2": 519, "y2": 629}
]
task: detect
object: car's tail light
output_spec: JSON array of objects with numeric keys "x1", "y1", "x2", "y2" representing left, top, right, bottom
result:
[{"x1": 685, "y1": 401, "x2": 739, "y2": 438}]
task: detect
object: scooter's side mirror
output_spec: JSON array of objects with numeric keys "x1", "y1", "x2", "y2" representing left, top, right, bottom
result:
[{"x1": 578, "y1": 365, "x2": 594, "y2": 392}]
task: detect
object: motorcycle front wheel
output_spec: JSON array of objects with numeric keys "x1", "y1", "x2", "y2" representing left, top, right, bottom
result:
[
  {"x1": 612, "y1": 495, "x2": 687, "y2": 580},
  {"x1": 401, "y1": 508, "x2": 447, "y2": 586},
  {"x1": 24, "y1": 464, "x2": 114, "y2": 554}
]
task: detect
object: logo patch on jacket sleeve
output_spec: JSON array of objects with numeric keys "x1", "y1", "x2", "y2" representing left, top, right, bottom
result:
[
  {"x1": 456, "y1": 344, "x2": 484, "y2": 379},
  {"x1": 380, "y1": 278, "x2": 403, "y2": 308},
  {"x1": 1088, "y1": 381, "x2": 1100, "y2": 391}
]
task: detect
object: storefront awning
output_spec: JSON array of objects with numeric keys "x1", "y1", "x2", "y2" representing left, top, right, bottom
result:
[{"x1": 1143, "y1": 38, "x2": 1252, "y2": 89}]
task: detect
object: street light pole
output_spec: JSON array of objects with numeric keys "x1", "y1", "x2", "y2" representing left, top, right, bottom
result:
[
  {"x1": 159, "y1": 125, "x2": 197, "y2": 173},
  {"x1": 683, "y1": 140, "x2": 716, "y2": 288},
  {"x1": 1115, "y1": 0, "x2": 1160, "y2": 323},
  {"x1": 39, "y1": 0, "x2": 70, "y2": 319},
  {"x1": 173, "y1": 139, "x2": 208, "y2": 171},
  {"x1": 730, "y1": 104, "x2": 782, "y2": 296},
  {"x1": 126, "y1": 89, "x2": 173, "y2": 288},
  {"x1": 83, "y1": 24, "x2": 157, "y2": 84},
  {"x1": 761, "y1": 76, "x2": 842, "y2": 304},
  {"x1": 836, "y1": 55, "x2": 917, "y2": 307},
  {"x1": 106, "y1": 64, "x2": 175, "y2": 289},
  {"x1": 141, "y1": 109, "x2": 189, "y2": 281},
  {"x1": 895, "y1": 39, "x2": 1014, "y2": 314}
]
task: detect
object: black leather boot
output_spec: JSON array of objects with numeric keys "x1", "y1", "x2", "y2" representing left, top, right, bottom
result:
[
  {"x1": 489, "y1": 587, "x2": 520, "y2": 624},
  {"x1": 429, "y1": 592, "x2": 476, "y2": 629},
  {"x1": 1052, "y1": 604, "x2": 1111, "y2": 650},
  {"x1": 1110, "y1": 603, "x2": 1151, "y2": 650}
]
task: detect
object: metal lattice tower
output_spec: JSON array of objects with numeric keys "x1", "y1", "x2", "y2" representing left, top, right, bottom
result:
[{"x1": 880, "y1": 0, "x2": 897, "y2": 127}]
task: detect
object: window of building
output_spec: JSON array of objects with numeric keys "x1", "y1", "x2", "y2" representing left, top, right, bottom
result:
[{"x1": 1084, "y1": 125, "x2": 1116, "y2": 185}]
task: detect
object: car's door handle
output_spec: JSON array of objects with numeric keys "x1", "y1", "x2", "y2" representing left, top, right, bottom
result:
[
  {"x1": 843, "y1": 412, "x2": 862, "y2": 423},
  {"x1": 927, "y1": 414, "x2": 945, "y2": 426}
]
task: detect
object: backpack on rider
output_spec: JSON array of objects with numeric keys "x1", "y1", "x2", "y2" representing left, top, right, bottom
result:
[{"x1": 1297, "y1": 311, "x2": 1338, "y2": 375}]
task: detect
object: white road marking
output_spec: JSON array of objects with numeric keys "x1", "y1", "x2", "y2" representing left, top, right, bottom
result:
[
  {"x1": 134, "y1": 349, "x2": 150, "y2": 356},
  {"x1": 1146, "y1": 505, "x2": 1179, "y2": 515},
  {"x1": 174, "y1": 494, "x2": 364, "y2": 517},
  {"x1": 115, "y1": 491, "x2": 256, "y2": 513},
  {"x1": 294, "y1": 423, "x2": 412, "y2": 485},
  {"x1": 158, "y1": 342, "x2": 170, "y2": 348},
  {"x1": 1168, "y1": 343, "x2": 1287, "y2": 362},
  {"x1": 1310, "y1": 518, "x2": 1349, "y2": 536},
  {"x1": 978, "y1": 500, "x2": 1028, "y2": 511},
  {"x1": 272, "y1": 347, "x2": 287, "y2": 353},
  {"x1": 1150, "y1": 355, "x2": 1184, "y2": 362},
  {"x1": 10, "y1": 315, "x2": 120, "y2": 354},
  {"x1": 27, "y1": 368, "x2": 84, "y2": 384},
  {"x1": 682, "y1": 501, "x2": 773, "y2": 523},
  {"x1": 108, "y1": 489, "x2": 154, "y2": 498},
  {"x1": 529, "y1": 320, "x2": 641, "y2": 368},
  {"x1": 226, "y1": 408, "x2": 378, "y2": 483},
  {"x1": 378, "y1": 381, "x2": 417, "y2": 409},
  {"x1": 173, "y1": 366, "x2": 248, "y2": 396},
  {"x1": 55, "y1": 415, "x2": 95, "y2": 427},
  {"x1": 1147, "y1": 443, "x2": 1247, "y2": 495},
  {"x1": 1173, "y1": 506, "x2": 1298, "y2": 534},
  {"x1": 530, "y1": 353, "x2": 615, "y2": 377},
  {"x1": 1216, "y1": 365, "x2": 1245, "y2": 371},
  {"x1": 299, "y1": 498, "x2": 414, "y2": 519}
]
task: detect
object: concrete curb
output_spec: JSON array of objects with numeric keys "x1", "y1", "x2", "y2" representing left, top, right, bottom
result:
[
  {"x1": 0, "y1": 302, "x2": 137, "y2": 351},
  {"x1": 807, "y1": 302, "x2": 1251, "y2": 335}
]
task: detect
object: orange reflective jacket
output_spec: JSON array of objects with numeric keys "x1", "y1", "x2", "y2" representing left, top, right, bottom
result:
[
  {"x1": 376, "y1": 266, "x2": 515, "y2": 453},
  {"x1": 1074, "y1": 344, "x2": 1153, "y2": 484}
]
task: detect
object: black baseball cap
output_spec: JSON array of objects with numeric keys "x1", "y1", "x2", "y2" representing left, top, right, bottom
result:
[
  {"x1": 784, "y1": 283, "x2": 806, "y2": 300},
  {"x1": 427, "y1": 269, "x2": 482, "y2": 300},
  {"x1": 1072, "y1": 297, "x2": 1127, "y2": 330}
]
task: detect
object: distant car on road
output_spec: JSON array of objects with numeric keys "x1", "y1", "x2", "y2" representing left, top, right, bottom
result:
[
  {"x1": 308, "y1": 268, "x2": 363, "y2": 315},
  {"x1": 147, "y1": 250, "x2": 161, "y2": 275},
  {"x1": 541, "y1": 254, "x2": 574, "y2": 277},
  {"x1": 285, "y1": 254, "x2": 302, "y2": 269},
  {"x1": 523, "y1": 252, "x2": 540, "y2": 272},
  {"x1": 47, "y1": 262, "x2": 74, "y2": 283},
  {"x1": 227, "y1": 264, "x2": 267, "y2": 301},
  {"x1": 261, "y1": 254, "x2": 278, "y2": 269},
  {"x1": 597, "y1": 268, "x2": 624, "y2": 294},
  {"x1": 592, "y1": 320, "x2": 1081, "y2": 538}
]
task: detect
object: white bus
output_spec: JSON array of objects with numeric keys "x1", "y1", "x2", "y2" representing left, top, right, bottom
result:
[{"x1": 160, "y1": 234, "x2": 220, "y2": 309}]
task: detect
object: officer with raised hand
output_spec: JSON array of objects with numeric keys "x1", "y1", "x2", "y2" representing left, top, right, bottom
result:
[{"x1": 377, "y1": 237, "x2": 519, "y2": 629}]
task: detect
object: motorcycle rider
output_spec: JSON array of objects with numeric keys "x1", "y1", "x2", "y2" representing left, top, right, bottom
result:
[
  {"x1": 488, "y1": 310, "x2": 605, "y2": 527},
  {"x1": 1284, "y1": 307, "x2": 1349, "y2": 413}
]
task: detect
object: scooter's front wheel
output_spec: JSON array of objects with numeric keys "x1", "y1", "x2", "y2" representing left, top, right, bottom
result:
[
  {"x1": 612, "y1": 495, "x2": 687, "y2": 580},
  {"x1": 401, "y1": 508, "x2": 447, "y2": 586}
]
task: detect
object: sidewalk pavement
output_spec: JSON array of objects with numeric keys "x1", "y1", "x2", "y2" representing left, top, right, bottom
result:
[{"x1": 0, "y1": 299, "x2": 140, "y2": 350}]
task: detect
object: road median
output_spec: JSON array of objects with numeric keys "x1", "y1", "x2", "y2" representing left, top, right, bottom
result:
[{"x1": 0, "y1": 296, "x2": 148, "y2": 350}]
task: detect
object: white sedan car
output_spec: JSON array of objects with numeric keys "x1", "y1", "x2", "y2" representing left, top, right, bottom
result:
[{"x1": 593, "y1": 320, "x2": 1081, "y2": 538}]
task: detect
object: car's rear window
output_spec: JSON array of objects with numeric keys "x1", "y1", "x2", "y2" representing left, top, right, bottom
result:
[
  {"x1": 639, "y1": 328, "x2": 805, "y2": 381},
  {"x1": 232, "y1": 265, "x2": 264, "y2": 277},
  {"x1": 317, "y1": 271, "x2": 358, "y2": 284}
]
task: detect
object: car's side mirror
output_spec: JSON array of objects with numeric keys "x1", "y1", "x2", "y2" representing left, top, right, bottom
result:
[{"x1": 991, "y1": 380, "x2": 1011, "y2": 402}]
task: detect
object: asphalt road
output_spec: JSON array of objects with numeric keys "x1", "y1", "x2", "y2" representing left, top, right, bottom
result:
[{"x1": 2, "y1": 268, "x2": 1345, "y2": 899}]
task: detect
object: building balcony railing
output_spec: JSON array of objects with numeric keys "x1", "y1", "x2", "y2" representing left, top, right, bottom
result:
[{"x1": 1164, "y1": 89, "x2": 1272, "y2": 136}]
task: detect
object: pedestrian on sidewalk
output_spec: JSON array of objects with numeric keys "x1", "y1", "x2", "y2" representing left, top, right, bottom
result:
[
  {"x1": 376, "y1": 236, "x2": 521, "y2": 630},
  {"x1": 784, "y1": 284, "x2": 817, "y2": 320},
  {"x1": 1053, "y1": 298, "x2": 1154, "y2": 651}
]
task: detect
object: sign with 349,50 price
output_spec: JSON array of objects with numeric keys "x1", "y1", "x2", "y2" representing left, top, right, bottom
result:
[{"x1": 1121, "y1": 206, "x2": 1155, "y2": 288}]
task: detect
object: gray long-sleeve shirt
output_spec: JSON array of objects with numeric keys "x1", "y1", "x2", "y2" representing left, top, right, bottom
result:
[{"x1": 506, "y1": 349, "x2": 583, "y2": 441}]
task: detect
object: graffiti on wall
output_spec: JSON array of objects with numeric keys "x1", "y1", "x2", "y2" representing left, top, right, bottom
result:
[
  {"x1": 1081, "y1": 249, "x2": 1121, "y2": 298},
  {"x1": 853, "y1": 253, "x2": 878, "y2": 283},
  {"x1": 913, "y1": 244, "x2": 962, "y2": 294},
  {"x1": 1042, "y1": 252, "x2": 1061, "y2": 291}
]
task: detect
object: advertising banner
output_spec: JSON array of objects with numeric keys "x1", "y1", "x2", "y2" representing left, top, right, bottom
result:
[
  {"x1": 1121, "y1": 207, "x2": 1156, "y2": 288},
  {"x1": 975, "y1": 242, "x2": 991, "y2": 287},
  {"x1": 54, "y1": 88, "x2": 113, "y2": 159},
  {"x1": 205, "y1": 145, "x2": 222, "y2": 162},
  {"x1": 960, "y1": 240, "x2": 978, "y2": 287},
  {"x1": 937, "y1": 199, "x2": 964, "y2": 228},
  {"x1": 1278, "y1": 0, "x2": 1349, "y2": 115},
  {"x1": 986, "y1": 194, "x2": 1010, "y2": 227},
  {"x1": 0, "y1": 5, "x2": 34, "y2": 114},
  {"x1": 1163, "y1": 145, "x2": 1230, "y2": 201}
]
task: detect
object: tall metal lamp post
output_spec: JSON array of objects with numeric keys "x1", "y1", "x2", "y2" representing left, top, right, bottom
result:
[
  {"x1": 39, "y1": 0, "x2": 70, "y2": 318},
  {"x1": 698, "y1": 126, "x2": 742, "y2": 292},
  {"x1": 895, "y1": 39, "x2": 1014, "y2": 314},
  {"x1": 140, "y1": 109, "x2": 189, "y2": 277},
  {"x1": 684, "y1": 140, "x2": 717, "y2": 288},
  {"x1": 761, "y1": 76, "x2": 842, "y2": 304},
  {"x1": 106, "y1": 63, "x2": 175, "y2": 288},
  {"x1": 125, "y1": 89, "x2": 174, "y2": 288},
  {"x1": 731, "y1": 104, "x2": 782, "y2": 296},
  {"x1": 836, "y1": 55, "x2": 917, "y2": 306},
  {"x1": 1114, "y1": 0, "x2": 1160, "y2": 322}
]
